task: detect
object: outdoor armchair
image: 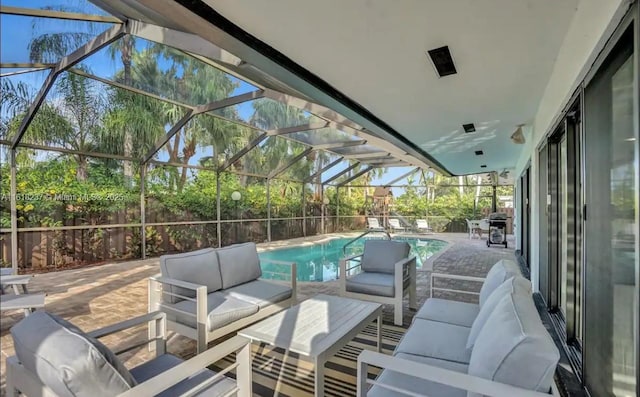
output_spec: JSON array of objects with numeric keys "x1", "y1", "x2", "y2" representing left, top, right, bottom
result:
[
  {"x1": 6, "y1": 310, "x2": 253, "y2": 397},
  {"x1": 340, "y1": 239, "x2": 416, "y2": 325}
]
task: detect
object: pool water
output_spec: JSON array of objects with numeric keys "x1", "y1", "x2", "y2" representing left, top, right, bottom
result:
[{"x1": 259, "y1": 237, "x2": 448, "y2": 282}]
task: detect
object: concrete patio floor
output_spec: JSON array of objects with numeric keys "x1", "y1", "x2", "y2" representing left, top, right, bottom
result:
[{"x1": 0, "y1": 232, "x2": 516, "y2": 394}]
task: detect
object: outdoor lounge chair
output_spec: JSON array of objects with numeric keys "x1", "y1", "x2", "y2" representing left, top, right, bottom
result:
[
  {"x1": 388, "y1": 218, "x2": 405, "y2": 233},
  {"x1": 415, "y1": 219, "x2": 433, "y2": 233},
  {"x1": 6, "y1": 311, "x2": 253, "y2": 397},
  {"x1": 149, "y1": 242, "x2": 296, "y2": 353},
  {"x1": 340, "y1": 239, "x2": 416, "y2": 325},
  {"x1": 367, "y1": 217, "x2": 384, "y2": 230}
]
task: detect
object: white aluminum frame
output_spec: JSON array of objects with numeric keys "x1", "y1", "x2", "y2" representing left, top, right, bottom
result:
[
  {"x1": 430, "y1": 272, "x2": 485, "y2": 299},
  {"x1": 340, "y1": 253, "x2": 417, "y2": 326},
  {"x1": 357, "y1": 350, "x2": 561, "y2": 397},
  {"x1": 5, "y1": 311, "x2": 253, "y2": 397},
  {"x1": 148, "y1": 260, "x2": 297, "y2": 353}
]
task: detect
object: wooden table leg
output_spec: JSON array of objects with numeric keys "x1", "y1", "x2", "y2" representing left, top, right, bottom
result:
[
  {"x1": 314, "y1": 357, "x2": 324, "y2": 397},
  {"x1": 377, "y1": 314, "x2": 382, "y2": 353}
]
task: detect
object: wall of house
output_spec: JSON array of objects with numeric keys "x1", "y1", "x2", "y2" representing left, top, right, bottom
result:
[{"x1": 514, "y1": 0, "x2": 630, "y2": 291}]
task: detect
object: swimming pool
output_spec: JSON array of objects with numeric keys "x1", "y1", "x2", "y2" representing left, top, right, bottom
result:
[{"x1": 259, "y1": 237, "x2": 448, "y2": 282}]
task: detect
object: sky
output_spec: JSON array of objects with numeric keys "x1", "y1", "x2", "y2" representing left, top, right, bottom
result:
[{"x1": 0, "y1": 0, "x2": 411, "y2": 186}]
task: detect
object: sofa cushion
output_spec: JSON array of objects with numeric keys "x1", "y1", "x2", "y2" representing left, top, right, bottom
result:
[
  {"x1": 160, "y1": 248, "x2": 221, "y2": 303},
  {"x1": 414, "y1": 299, "x2": 480, "y2": 327},
  {"x1": 478, "y1": 259, "x2": 521, "y2": 307},
  {"x1": 467, "y1": 292, "x2": 560, "y2": 397},
  {"x1": 11, "y1": 311, "x2": 136, "y2": 397},
  {"x1": 221, "y1": 279, "x2": 292, "y2": 308},
  {"x1": 346, "y1": 272, "x2": 408, "y2": 297},
  {"x1": 395, "y1": 318, "x2": 472, "y2": 364},
  {"x1": 368, "y1": 353, "x2": 468, "y2": 397},
  {"x1": 216, "y1": 242, "x2": 262, "y2": 289},
  {"x1": 467, "y1": 276, "x2": 531, "y2": 348},
  {"x1": 361, "y1": 240, "x2": 411, "y2": 274},
  {"x1": 170, "y1": 292, "x2": 259, "y2": 332},
  {"x1": 131, "y1": 354, "x2": 235, "y2": 397}
]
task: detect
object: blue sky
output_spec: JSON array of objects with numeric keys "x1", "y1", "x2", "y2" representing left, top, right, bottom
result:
[{"x1": 0, "y1": 0, "x2": 407, "y2": 186}]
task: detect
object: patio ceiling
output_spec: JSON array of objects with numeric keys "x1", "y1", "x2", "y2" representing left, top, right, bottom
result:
[
  {"x1": 0, "y1": 2, "x2": 431, "y2": 186},
  {"x1": 155, "y1": 0, "x2": 579, "y2": 176}
]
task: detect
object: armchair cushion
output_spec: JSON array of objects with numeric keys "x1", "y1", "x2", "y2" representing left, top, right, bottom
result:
[
  {"x1": 395, "y1": 318, "x2": 472, "y2": 364},
  {"x1": 220, "y1": 279, "x2": 292, "y2": 308},
  {"x1": 361, "y1": 240, "x2": 410, "y2": 274},
  {"x1": 414, "y1": 298, "x2": 480, "y2": 327},
  {"x1": 478, "y1": 259, "x2": 521, "y2": 306},
  {"x1": 130, "y1": 354, "x2": 235, "y2": 397},
  {"x1": 345, "y1": 272, "x2": 408, "y2": 297},
  {"x1": 466, "y1": 276, "x2": 532, "y2": 348},
  {"x1": 217, "y1": 242, "x2": 262, "y2": 289},
  {"x1": 10, "y1": 311, "x2": 136, "y2": 397},
  {"x1": 170, "y1": 292, "x2": 259, "y2": 332},
  {"x1": 160, "y1": 248, "x2": 222, "y2": 303},
  {"x1": 368, "y1": 353, "x2": 468, "y2": 397},
  {"x1": 467, "y1": 291, "x2": 560, "y2": 397}
]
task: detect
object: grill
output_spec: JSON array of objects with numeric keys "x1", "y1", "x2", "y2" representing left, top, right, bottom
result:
[{"x1": 487, "y1": 212, "x2": 508, "y2": 248}]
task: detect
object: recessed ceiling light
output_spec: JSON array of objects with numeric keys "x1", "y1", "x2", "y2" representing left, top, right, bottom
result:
[
  {"x1": 480, "y1": 165, "x2": 487, "y2": 168},
  {"x1": 427, "y1": 46, "x2": 457, "y2": 77},
  {"x1": 463, "y1": 123, "x2": 476, "y2": 133},
  {"x1": 475, "y1": 150, "x2": 484, "y2": 156}
]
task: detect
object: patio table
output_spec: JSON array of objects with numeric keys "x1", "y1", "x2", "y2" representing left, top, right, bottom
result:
[
  {"x1": 239, "y1": 294, "x2": 382, "y2": 397},
  {"x1": 0, "y1": 274, "x2": 33, "y2": 295}
]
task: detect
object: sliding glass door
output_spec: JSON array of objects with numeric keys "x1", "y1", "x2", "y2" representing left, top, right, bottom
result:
[{"x1": 583, "y1": 24, "x2": 637, "y2": 397}]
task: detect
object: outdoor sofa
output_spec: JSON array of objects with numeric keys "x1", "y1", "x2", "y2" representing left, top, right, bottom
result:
[
  {"x1": 340, "y1": 239, "x2": 417, "y2": 326},
  {"x1": 149, "y1": 242, "x2": 297, "y2": 353},
  {"x1": 357, "y1": 260, "x2": 561, "y2": 396},
  {"x1": 6, "y1": 310, "x2": 253, "y2": 397}
]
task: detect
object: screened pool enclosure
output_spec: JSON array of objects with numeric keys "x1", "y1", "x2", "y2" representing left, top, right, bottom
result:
[{"x1": 0, "y1": 2, "x2": 513, "y2": 273}]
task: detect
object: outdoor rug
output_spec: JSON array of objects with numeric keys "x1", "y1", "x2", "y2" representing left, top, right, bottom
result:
[{"x1": 213, "y1": 321, "x2": 407, "y2": 397}]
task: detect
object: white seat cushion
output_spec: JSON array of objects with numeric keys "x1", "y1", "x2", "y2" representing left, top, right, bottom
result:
[
  {"x1": 160, "y1": 248, "x2": 222, "y2": 303},
  {"x1": 220, "y1": 279, "x2": 292, "y2": 308},
  {"x1": 468, "y1": 292, "x2": 560, "y2": 397},
  {"x1": 479, "y1": 259, "x2": 522, "y2": 306},
  {"x1": 131, "y1": 354, "x2": 236, "y2": 397},
  {"x1": 368, "y1": 353, "x2": 468, "y2": 397},
  {"x1": 395, "y1": 318, "x2": 472, "y2": 364},
  {"x1": 170, "y1": 292, "x2": 259, "y2": 332},
  {"x1": 467, "y1": 276, "x2": 532, "y2": 348},
  {"x1": 414, "y1": 298, "x2": 480, "y2": 327}
]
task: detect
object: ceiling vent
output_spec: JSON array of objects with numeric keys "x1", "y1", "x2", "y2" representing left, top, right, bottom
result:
[
  {"x1": 475, "y1": 150, "x2": 484, "y2": 156},
  {"x1": 427, "y1": 46, "x2": 457, "y2": 77},
  {"x1": 463, "y1": 123, "x2": 476, "y2": 133}
]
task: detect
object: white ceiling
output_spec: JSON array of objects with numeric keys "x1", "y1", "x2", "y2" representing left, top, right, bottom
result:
[{"x1": 203, "y1": 0, "x2": 580, "y2": 175}]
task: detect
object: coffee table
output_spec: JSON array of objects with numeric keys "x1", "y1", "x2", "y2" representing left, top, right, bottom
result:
[{"x1": 238, "y1": 294, "x2": 383, "y2": 396}]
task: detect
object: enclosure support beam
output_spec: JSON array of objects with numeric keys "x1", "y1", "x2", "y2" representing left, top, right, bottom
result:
[
  {"x1": 267, "y1": 122, "x2": 328, "y2": 136},
  {"x1": 311, "y1": 140, "x2": 366, "y2": 150},
  {"x1": 140, "y1": 164, "x2": 146, "y2": 259},
  {"x1": 0, "y1": 5, "x2": 122, "y2": 23},
  {"x1": 11, "y1": 23, "x2": 126, "y2": 149},
  {"x1": 216, "y1": 172, "x2": 222, "y2": 248},
  {"x1": 320, "y1": 185, "x2": 325, "y2": 234},
  {"x1": 384, "y1": 167, "x2": 421, "y2": 187},
  {"x1": 143, "y1": 110, "x2": 194, "y2": 164},
  {"x1": 10, "y1": 149, "x2": 18, "y2": 274},
  {"x1": 301, "y1": 183, "x2": 306, "y2": 237},
  {"x1": 305, "y1": 157, "x2": 344, "y2": 183},
  {"x1": 268, "y1": 147, "x2": 313, "y2": 179},
  {"x1": 336, "y1": 187, "x2": 340, "y2": 232},
  {"x1": 323, "y1": 162, "x2": 360, "y2": 185},
  {"x1": 218, "y1": 133, "x2": 268, "y2": 172},
  {"x1": 337, "y1": 166, "x2": 375, "y2": 187},
  {"x1": 266, "y1": 180, "x2": 272, "y2": 242}
]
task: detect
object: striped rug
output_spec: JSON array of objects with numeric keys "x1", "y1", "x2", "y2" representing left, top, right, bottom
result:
[{"x1": 213, "y1": 322, "x2": 407, "y2": 397}]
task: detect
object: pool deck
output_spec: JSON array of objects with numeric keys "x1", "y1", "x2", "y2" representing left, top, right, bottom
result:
[{"x1": 0, "y1": 232, "x2": 516, "y2": 393}]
